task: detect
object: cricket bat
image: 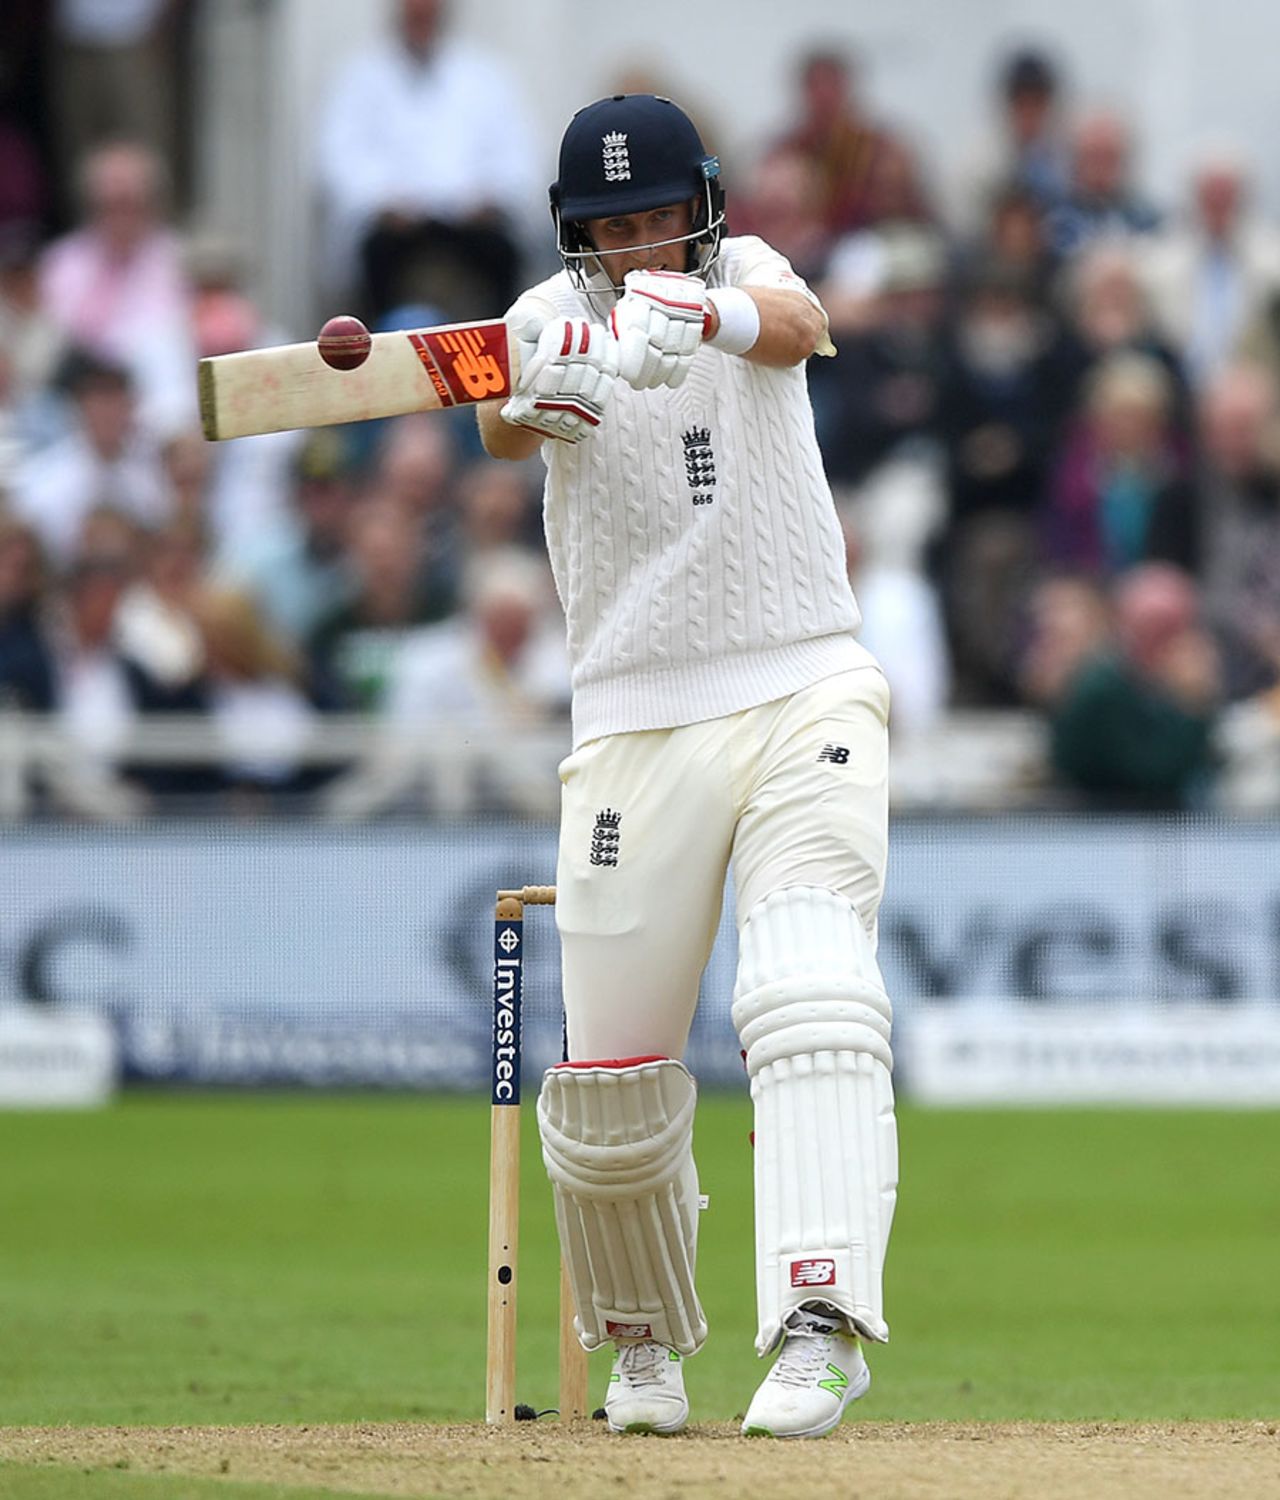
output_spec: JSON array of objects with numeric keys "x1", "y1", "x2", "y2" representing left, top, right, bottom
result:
[{"x1": 198, "y1": 319, "x2": 518, "y2": 441}]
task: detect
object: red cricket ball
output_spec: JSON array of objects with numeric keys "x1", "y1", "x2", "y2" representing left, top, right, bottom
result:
[{"x1": 316, "y1": 314, "x2": 372, "y2": 371}]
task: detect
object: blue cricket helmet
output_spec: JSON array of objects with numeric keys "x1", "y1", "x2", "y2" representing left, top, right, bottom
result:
[{"x1": 550, "y1": 94, "x2": 726, "y2": 290}]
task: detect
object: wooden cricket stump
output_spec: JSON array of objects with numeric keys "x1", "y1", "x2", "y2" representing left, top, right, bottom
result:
[{"x1": 486, "y1": 885, "x2": 590, "y2": 1424}]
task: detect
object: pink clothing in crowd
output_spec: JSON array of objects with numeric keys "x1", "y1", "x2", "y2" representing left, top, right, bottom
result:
[{"x1": 40, "y1": 226, "x2": 189, "y2": 355}]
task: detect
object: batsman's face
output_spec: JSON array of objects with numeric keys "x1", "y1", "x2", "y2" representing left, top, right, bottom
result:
[{"x1": 584, "y1": 201, "x2": 695, "y2": 283}]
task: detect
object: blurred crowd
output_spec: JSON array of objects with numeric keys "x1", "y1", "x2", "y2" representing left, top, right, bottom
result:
[{"x1": 3, "y1": 0, "x2": 1280, "y2": 816}]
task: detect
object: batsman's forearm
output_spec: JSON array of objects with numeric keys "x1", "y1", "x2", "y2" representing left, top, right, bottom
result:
[
  {"x1": 737, "y1": 287, "x2": 833, "y2": 367},
  {"x1": 477, "y1": 401, "x2": 545, "y2": 461}
]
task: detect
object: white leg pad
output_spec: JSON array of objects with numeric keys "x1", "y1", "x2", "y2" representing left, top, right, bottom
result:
[
  {"x1": 732, "y1": 886, "x2": 898, "y2": 1355},
  {"x1": 537, "y1": 1057, "x2": 707, "y2": 1355}
]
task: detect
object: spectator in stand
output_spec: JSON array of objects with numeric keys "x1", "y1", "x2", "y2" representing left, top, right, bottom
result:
[
  {"x1": 48, "y1": 0, "x2": 185, "y2": 211},
  {"x1": 456, "y1": 459, "x2": 542, "y2": 560},
  {"x1": 933, "y1": 260, "x2": 1070, "y2": 703},
  {"x1": 34, "y1": 512, "x2": 246, "y2": 809},
  {"x1": 39, "y1": 140, "x2": 196, "y2": 437},
  {"x1": 949, "y1": 46, "x2": 1070, "y2": 239},
  {"x1": 956, "y1": 183, "x2": 1060, "y2": 313},
  {"x1": 0, "y1": 347, "x2": 22, "y2": 481},
  {"x1": 76, "y1": 502, "x2": 143, "y2": 569},
  {"x1": 183, "y1": 233, "x2": 302, "y2": 561},
  {"x1": 372, "y1": 413, "x2": 461, "y2": 620},
  {"x1": 1054, "y1": 244, "x2": 1193, "y2": 432},
  {"x1": 308, "y1": 496, "x2": 445, "y2": 712},
  {"x1": 1042, "y1": 351, "x2": 1197, "y2": 579},
  {"x1": 1048, "y1": 563, "x2": 1221, "y2": 809},
  {"x1": 1142, "y1": 152, "x2": 1280, "y2": 392},
  {"x1": 770, "y1": 48, "x2": 915, "y2": 238},
  {"x1": 317, "y1": 0, "x2": 537, "y2": 321},
  {"x1": 51, "y1": 546, "x2": 139, "y2": 768},
  {"x1": 185, "y1": 230, "x2": 273, "y2": 368},
  {"x1": 1016, "y1": 572, "x2": 1113, "y2": 709},
  {"x1": 858, "y1": 134, "x2": 936, "y2": 233},
  {"x1": 839, "y1": 480, "x2": 950, "y2": 734},
  {"x1": 940, "y1": 260, "x2": 1068, "y2": 526},
  {"x1": 389, "y1": 547, "x2": 569, "y2": 807},
  {"x1": 1194, "y1": 363, "x2": 1280, "y2": 700},
  {"x1": 729, "y1": 146, "x2": 834, "y2": 285},
  {"x1": 11, "y1": 350, "x2": 173, "y2": 566},
  {"x1": 813, "y1": 225, "x2": 950, "y2": 485},
  {"x1": 0, "y1": 225, "x2": 66, "y2": 430},
  {"x1": 112, "y1": 520, "x2": 207, "y2": 707},
  {"x1": 221, "y1": 428, "x2": 359, "y2": 653},
  {"x1": 189, "y1": 585, "x2": 318, "y2": 801},
  {"x1": 328, "y1": 546, "x2": 570, "y2": 818},
  {"x1": 161, "y1": 428, "x2": 212, "y2": 536},
  {"x1": 0, "y1": 512, "x2": 56, "y2": 712},
  {"x1": 1042, "y1": 109, "x2": 1161, "y2": 261},
  {"x1": 811, "y1": 129, "x2": 938, "y2": 360}
]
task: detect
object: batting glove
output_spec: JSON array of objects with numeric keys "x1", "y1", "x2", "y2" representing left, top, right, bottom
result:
[
  {"x1": 501, "y1": 317, "x2": 619, "y2": 444},
  {"x1": 611, "y1": 270, "x2": 710, "y2": 390}
]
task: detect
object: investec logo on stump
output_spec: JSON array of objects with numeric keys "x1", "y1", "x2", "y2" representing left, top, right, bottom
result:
[{"x1": 491, "y1": 921, "x2": 522, "y2": 1104}]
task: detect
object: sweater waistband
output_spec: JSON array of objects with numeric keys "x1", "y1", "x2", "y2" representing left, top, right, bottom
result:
[{"x1": 571, "y1": 634, "x2": 877, "y2": 747}]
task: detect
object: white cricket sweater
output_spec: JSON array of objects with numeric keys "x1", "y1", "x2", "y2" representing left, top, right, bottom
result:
[{"x1": 509, "y1": 236, "x2": 871, "y2": 748}]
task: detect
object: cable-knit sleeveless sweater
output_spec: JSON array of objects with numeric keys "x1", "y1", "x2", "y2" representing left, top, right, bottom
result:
[{"x1": 509, "y1": 236, "x2": 870, "y2": 748}]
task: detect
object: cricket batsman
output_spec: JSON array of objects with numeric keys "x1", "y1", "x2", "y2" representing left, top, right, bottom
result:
[{"x1": 477, "y1": 94, "x2": 896, "y2": 1439}]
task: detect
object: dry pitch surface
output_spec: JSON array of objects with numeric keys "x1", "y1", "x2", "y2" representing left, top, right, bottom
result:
[{"x1": 2, "y1": 1421, "x2": 1278, "y2": 1500}]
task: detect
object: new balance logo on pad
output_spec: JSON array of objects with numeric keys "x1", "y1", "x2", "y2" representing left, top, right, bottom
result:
[
  {"x1": 817, "y1": 744, "x2": 850, "y2": 765},
  {"x1": 790, "y1": 1257, "x2": 837, "y2": 1287},
  {"x1": 606, "y1": 1320, "x2": 653, "y2": 1339}
]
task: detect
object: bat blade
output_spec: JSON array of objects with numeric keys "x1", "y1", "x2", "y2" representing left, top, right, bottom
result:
[{"x1": 199, "y1": 318, "x2": 516, "y2": 441}]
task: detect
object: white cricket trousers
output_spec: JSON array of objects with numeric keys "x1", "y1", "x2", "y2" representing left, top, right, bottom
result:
[{"x1": 554, "y1": 665, "x2": 891, "y2": 1059}]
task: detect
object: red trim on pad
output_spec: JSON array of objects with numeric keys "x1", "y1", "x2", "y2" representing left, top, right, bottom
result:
[{"x1": 554, "y1": 1054, "x2": 669, "y2": 1070}]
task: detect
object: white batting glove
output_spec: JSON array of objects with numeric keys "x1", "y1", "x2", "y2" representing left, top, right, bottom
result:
[
  {"x1": 611, "y1": 270, "x2": 710, "y2": 390},
  {"x1": 501, "y1": 317, "x2": 619, "y2": 444}
]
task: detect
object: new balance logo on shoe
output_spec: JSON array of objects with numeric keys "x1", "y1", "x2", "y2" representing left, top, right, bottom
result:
[
  {"x1": 817, "y1": 1363, "x2": 849, "y2": 1398},
  {"x1": 817, "y1": 744, "x2": 849, "y2": 765}
]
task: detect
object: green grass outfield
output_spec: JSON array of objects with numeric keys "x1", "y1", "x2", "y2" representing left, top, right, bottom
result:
[{"x1": 1, "y1": 1094, "x2": 1277, "y2": 1430}]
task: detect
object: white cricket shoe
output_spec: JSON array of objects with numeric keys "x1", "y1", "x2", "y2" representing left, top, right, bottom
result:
[
  {"x1": 605, "y1": 1341, "x2": 689, "y2": 1434},
  {"x1": 741, "y1": 1307, "x2": 871, "y2": 1438}
]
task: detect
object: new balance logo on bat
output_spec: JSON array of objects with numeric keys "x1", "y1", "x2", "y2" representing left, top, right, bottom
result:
[
  {"x1": 817, "y1": 744, "x2": 850, "y2": 765},
  {"x1": 590, "y1": 808, "x2": 622, "y2": 867},
  {"x1": 791, "y1": 1258, "x2": 837, "y2": 1288}
]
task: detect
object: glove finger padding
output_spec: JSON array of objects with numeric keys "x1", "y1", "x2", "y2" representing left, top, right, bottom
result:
[
  {"x1": 501, "y1": 317, "x2": 619, "y2": 443},
  {"x1": 612, "y1": 271, "x2": 709, "y2": 390}
]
